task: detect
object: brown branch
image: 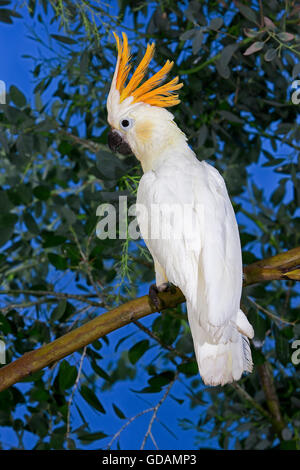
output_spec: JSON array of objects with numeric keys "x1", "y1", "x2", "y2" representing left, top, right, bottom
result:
[
  {"x1": 0, "y1": 246, "x2": 299, "y2": 392},
  {"x1": 243, "y1": 246, "x2": 300, "y2": 285},
  {"x1": 0, "y1": 289, "x2": 102, "y2": 307},
  {"x1": 59, "y1": 129, "x2": 100, "y2": 153},
  {"x1": 257, "y1": 363, "x2": 286, "y2": 436},
  {"x1": 0, "y1": 289, "x2": 184, "y2": 392},
  {"x1": 231, "y1": 382, "x2": 272, "y2": 421}
]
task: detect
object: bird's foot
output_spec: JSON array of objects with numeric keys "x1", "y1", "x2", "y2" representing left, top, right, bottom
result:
[{"x1": 148, "y1": 282, "x2": 176, "y2": 312}]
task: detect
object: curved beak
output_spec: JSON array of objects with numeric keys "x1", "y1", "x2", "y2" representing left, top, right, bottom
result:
[{"x1": 108, "y1": 129, "x2": 132, "y2": 155}]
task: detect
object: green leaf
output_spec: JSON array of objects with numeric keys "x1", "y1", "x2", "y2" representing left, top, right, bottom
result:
[
  {"x1": 248, "y1": 307, "x2": 269, "y2": 342},
  {"x1": 251, "y1": 347, "x2": 266, "y2": 365},
  {"x1": 219, "y1": 110, "x2": 243, "y2": 123},
  {"x1": 263, "y1": 17, "x2": 276, "y2": 31},
  {"x1": 242, "y1": 251, "x2": 258, "y2": 265},
  {"x1": 152, "y1": 314, "x2": 181, "y2": 346},
  {"x1": 33, "y1": 185, "x2": 51, "y2": 201},
  {"x1": 51, "y1": 299, "x2": 67, "y2": 322},
  {"x1": 180, "y1": 29, "x2": 196, "y2": 41},
  {"x1": 114, "y1": 332, "x2": 135, "y2": 352},
  {"x1": 90, "y1": 361, "x2": 111, "y2": 382},
  {"x1": 51, "y1": 34, "x2": 77, "y2": 45},
  {"x1": 292, "y1": 62, "x2": 300, "y2": 79},
  {"x1": 148, "y1": 371, "x2": 175, "y2": 389},
  {"x1": 244, "y1": 28, "x2": 259, "y2": 38},
  {"x1": 178, "y1": 361, "x2": 198, "y2": 376},
  {"x1": 42, "y1": 232, "x2": 67, "y2": 248},
  {"x1": 10, "y1": 85, "x2": 26, "y2": 107},
  {"x1": 236, "y1": 2, "x2": 258, "y2": 24},
  {"x1": 277, "y1": 32, "x2": 294, "y2": 42},
  {"x1": 57, "y1": 140, "x2": 73, "y2": 156},
  {"x1": 243, "y1": 41, "x2": 264, "y2": 56},
  {"x1": 128, "y1": 339, "x2": 149, "y2": 365},
  {"x1": 208, "y1": 17, "x2": 223, "y2": 31},
  {"x1": 192, "y1": 30, "x2": 203, "y2": 55},
  {"x1": 270, "y1": 181, "x2": 286, "y2": 206},
  {"x1": 280, "y1": 440, "x2": 298, "y2": 450},
  {"x1": 24, "y1": 212, "x2": 39, "y2": 235},
  {"x1": 240, "y1": 232, "x2": 256, "y2": 247},
  {"x1": 264, "y1": 48, "x2": 277, "y2": 62},
  {"x1": 57, "y1": 360, "x2": 77, "y2": 390},
  {"x1": 216, "y1": 44, "x2": 238, "y2": 79},
  {"x1": 78, "y1": 431, "x2": 107, "y2": 443},
  {"x1": 0, "y1": 313, "x2": 12, "y2": 334},
  {"x1": 0, "y1": 213, "x2": 18, "y2": 246},
  {"x1": 112, "y1": 403, "x2": 126, "y2": 419},
  {"x1": 273, "y1": 325, "x2": 290, "y2": 366},
  {"x1": 0, "y1": 8, "x2": 22, "y2": 24},
  {"x1": 96, "y1": 150, "x2": 128, "y2": 180},
  {"x1": 48, "y1": 253, "x2": 68, "y2": 270},
  {"x1": 80, "y1": 385, "x2": 106, "y2": 413}
]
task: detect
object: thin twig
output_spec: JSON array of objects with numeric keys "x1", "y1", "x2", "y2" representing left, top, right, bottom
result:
[
  {"x1": 140, "y1": 373, "x2": 178, "y2": 450},
  {"x1": 231, "y1": 382, "x2": 272, "y2": 421},
  {"x1": 248, "y1": 296, "x2": 297, "y2": 326},
  {"x1": 106, "y1": 407, "x2": 154, "y2": 449},
  {"x1": 0, "y1": 289, "x2": 103, "y2": 307},
  {"x1": 66, "y1": 305, "x2": 97, "y2": 332},
  {"x1": 133, "y1": 319, "x2": 191, "y2": 362},
  {"x1": 66, "y1": 346, "x2": 87, "y2": 445},
  {"x1": 149, "y1": 431, "x2": 159, "y2": 450},
  {"x1": 258, "y1": 0, "x2": 264, "y2": 28},
  {"x1": 59, "y1": 129, "x2": 100, "y2": 153},
  {"x1": 69, "y1": 226, "x2": 103, "y2": 302},
  {"x1": 0, "y1": 297, "x2": 55, "y2": 313}
]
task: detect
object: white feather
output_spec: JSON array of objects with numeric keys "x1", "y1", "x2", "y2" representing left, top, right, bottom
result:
[
  {"x1": 135, "y1": 125, "x2": 253, "y2": 386},
  {"x1": 106, "y1": 98, "x2": 254, "y2": 386}
]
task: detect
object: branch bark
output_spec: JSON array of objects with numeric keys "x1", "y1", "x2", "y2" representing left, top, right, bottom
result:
[
  {"x1": 257, "y1": 363, "x2": 286, "y2": 436},
  {"x1": 0, "y1": 290, "x2": 184, "y2": 392},
  {"x1": 0, "y1": 246, "x2": 299, "y2": 392},
  {"x1": 243, "y1": 246, "x2": 300, "y2": 285}
]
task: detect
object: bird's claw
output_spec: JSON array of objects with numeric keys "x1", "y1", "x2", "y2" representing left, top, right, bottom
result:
[
  {"x1": 148, "y1": 282, "x2": 176, "y2": 312},
  {"x1": 149, "y1": 284, "x2": 162, "y2": 312}
]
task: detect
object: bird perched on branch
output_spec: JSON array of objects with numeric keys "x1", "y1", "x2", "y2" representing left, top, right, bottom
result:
[{"x1": 106, "y1": 32, "x2": 254, "y2": 386}]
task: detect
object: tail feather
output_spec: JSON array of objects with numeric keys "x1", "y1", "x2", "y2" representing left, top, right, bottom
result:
[
  {"x1": 189, "y1": 308, "x2": 253, "y2": 387},
  {"x1": 196, "y1": 334, "x2": 253, "y2": 386},
  {"x1": 236, "y1": 309, "x2": 254, "y2": 339}
]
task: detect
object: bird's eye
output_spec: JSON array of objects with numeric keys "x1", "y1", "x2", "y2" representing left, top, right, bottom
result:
[{"x1": 120, "y1": 117, "x2": 134, "y2": 131}]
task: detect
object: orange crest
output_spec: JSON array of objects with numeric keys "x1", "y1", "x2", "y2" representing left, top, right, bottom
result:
[{"x1": 112, "y1": 32, "x2": 183, "y2": 108}]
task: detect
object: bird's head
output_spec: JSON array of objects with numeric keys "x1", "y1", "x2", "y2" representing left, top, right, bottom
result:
[{"x1": 106, "y1": 32, "x2": 186, "y2": 172}]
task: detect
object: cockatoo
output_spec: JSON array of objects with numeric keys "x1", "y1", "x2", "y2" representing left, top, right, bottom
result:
[{"x1": 106, "y1": 32, "x2": 254, "y2": 386}]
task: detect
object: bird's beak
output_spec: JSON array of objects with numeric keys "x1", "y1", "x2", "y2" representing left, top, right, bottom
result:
[{"x1": 108, "y1": 129, "x2": 132, "y2": 155}]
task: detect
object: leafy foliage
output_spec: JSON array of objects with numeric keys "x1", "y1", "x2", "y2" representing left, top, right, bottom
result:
[{"x1": 0, "y1": 0, "x2": 299, "y2": 450}]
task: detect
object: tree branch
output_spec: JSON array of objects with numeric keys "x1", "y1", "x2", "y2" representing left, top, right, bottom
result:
[
  {"x1": 0, "y1": 289, "x2": 102, "y2": 307},
  {"x1": 0, "y1": 246, "x2": 299, "y2": 392},
  {"x1": 243, "y1": 246, "x2": 300, "y2": 285},
  {"x1": 140, "y1": 372, "x2": 178, "y2": 450},
  {"x1": 0, "y1": 290, "x2": 184, "y2": 392},
  {"x1": 257, "y1": 363, "x2": 286, "y2": 436},
  {"x1": 231, "y1": 382, "x2": 272, "y2": 421}
]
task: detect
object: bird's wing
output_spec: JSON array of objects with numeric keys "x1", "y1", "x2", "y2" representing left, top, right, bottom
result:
[
  {"x1": 192, "y1": 161, "x2": 243, "y2": 329},
  {"x1": 137, "y1": 157, "x2": 243, "y2": 333}
]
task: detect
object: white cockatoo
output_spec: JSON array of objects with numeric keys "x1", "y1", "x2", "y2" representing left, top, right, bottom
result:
[{"x1": 106, "y1": 32, "x2": 254, "y2": 386}]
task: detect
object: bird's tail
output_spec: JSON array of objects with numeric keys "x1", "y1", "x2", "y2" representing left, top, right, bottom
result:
[{"x1": 190, "y1": 309, "x2": 254, "y2": 386}]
